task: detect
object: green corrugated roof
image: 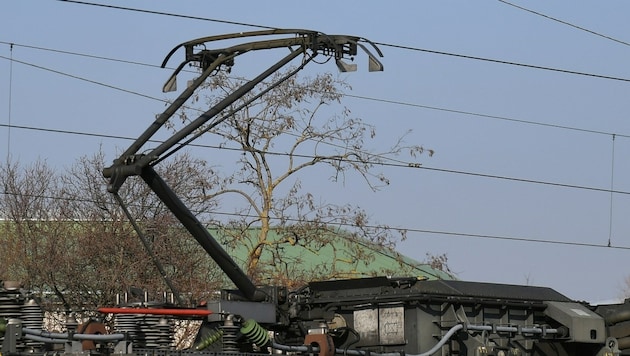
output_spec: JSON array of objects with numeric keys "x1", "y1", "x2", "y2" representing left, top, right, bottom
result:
[{"x1": 210, "y1": 227, "x2": 452, "y2": 282}]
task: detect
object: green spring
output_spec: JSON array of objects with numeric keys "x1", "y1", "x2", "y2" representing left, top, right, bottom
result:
[
  {"x1": 240, "y1": 319, "x2": 269, "y2": 346},
  {"x1": 195, "y1": 328, "x2": 223, "y2": 350}
]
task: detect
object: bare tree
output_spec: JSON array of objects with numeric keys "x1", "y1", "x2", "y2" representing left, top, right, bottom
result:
[
  {"x1": 0, "y1": 160, "x2": 63, "y2": 290},
  {"x1": 175, "y1": 69, "x2": 436, "y2": 284},
  {"x1": 0, "y1": 151, "x2": 225, "y2": 322}
]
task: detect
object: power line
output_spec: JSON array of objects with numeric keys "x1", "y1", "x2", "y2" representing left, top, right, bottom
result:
[
  {"x1": 2, "y1": 43, "x2": 629, "y2": 141},
  {"x1": 497, "y1": 0, "x2": 630, "y2": 48},
  {"x1": 0, "y1": 52, "x2": 420, "y2": 170},
  {"x1": 403, "y1": 226, "x2": 630, "y2": 251},
  {"x1": 208, "y1": 211, "x2": 630, "y2": 251},
  {"x1": 56, "y1": 0, "x2": 276, "y2": 29},
  {"x1": 6, "y1": 43, "x2": 13, "y2": 163},
  {"x1": 4, "y1": 43, "x2": 630, "y2": 222},
  {"x1": 2, "y1": 188, "x2": 629, "y2": 252},
  {"x1": 0, "y1": 54, "x2": 165, "y2": 103},
  {"x1": 0, "y1": 40, "x2": 164, "y2": 69},
  {"x1": 374, "y1": 41, "x2": 630, "y2": 83},
  {"x1": 344, "y1": 94, "x2": 626, "y2": 138},
  {"x1": 2, "y1": 121, "x2": 630, "y2": 198},
  {"x1": 3, "y1": 41, "x2": 630, "y2": 234},
  {"x1": 54, "y1": 0, "x2": 630, "y2": 84},
  {"x1": 5, "y1": 41, "x2": 629, "y2": 138},
  {"x1": 0, "y1": 52, "x2": 430, "y2": 172},
  {"x1": 8, "y1": 3, "x2": 628, "y2": 284},
  {"x1": 0, "y1": 49, "x2": 629, "y2": 197},
  {"x1": 0, "y1": 44, "x2": 626, "y2": 254},
  {"x1": 608, "y1": 134, "x2": 616, "y2": 247}
]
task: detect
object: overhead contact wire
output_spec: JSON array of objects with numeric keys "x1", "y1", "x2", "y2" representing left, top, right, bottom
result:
[
  {"x1": 54, "y1": 0, "x2": 630, "y2": 83},
  {"x1": 56, "y1": 0, "x2": 275, "y2": 29},
  {"x1": 6, "y1": 43, "x2": 13, "y2": 163},
  {"x1": 497, "y1": 0, "x2": 630, "y2": 48},
  {"x1": 608, "y1": 134, "x2": 616, "y2": 247}
]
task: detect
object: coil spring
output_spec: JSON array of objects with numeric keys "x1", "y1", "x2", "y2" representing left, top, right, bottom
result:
[
  {"x1": 195, "y1": 328, "x2": 223, "y2": 350},
  {"x1": 240, "y1": 319, "x2": 269, "y2": 346}
]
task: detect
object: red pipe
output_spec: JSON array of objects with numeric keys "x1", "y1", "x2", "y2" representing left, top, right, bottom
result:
[{"x1": 98, "y1": 307, "x2": 211, "y2": 317}]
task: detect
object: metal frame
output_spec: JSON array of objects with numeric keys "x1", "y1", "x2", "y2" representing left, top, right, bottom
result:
[{"x1": 102, "y1": 30, "x2": 383, "y2": 301}]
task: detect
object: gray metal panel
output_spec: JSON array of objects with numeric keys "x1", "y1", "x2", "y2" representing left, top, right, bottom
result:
[
  {"x1": 544, "y1": 301, "x2": 606, "y2": 343},
  {"x1": 207, "y1": 300, "x2": 276, "y2": 324}
]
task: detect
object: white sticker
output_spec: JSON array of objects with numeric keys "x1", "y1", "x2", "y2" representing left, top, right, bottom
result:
[{"x1": 571, "y1": 308, "x2": 590, "y2": 317}]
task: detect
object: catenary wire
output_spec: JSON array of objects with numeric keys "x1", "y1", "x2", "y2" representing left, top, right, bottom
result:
[
  {"x1": 0, "y1": 54, "x2": 165, "y2": 103},
  {"x1": 1, "y1": 43, "x2": 628, "y2": 141},
  {"x1": 0, "y1": 51, "x2": 425, "y2": 170},
  {"x1": 373, "y1": 41, "x2": 630, "y2": 83},
  {"x1": 0, "y1": 40, "x2": 163, "y2": 69},
  {"x1": 2, "y1": 42, "x2": 629, "y2": 215},
  {"x1": 54, "y1": 0, "x2": 630, "y2": 83},
  {"x1": 1, "y1": 189, "x2": 629, "y2": 252},
  {"x1": 4, "y1": 40, "x2": 630, "y2": 200},
  {"x1": 343, "y1": 94, "x2": 626, "y2": 138},
  {"x1": 2, "y1": 122, "x2": 629, "y2": 198},
  {"x1": 4, "y1": 31, "x2": 630, "y2": 253},
  {"x1": 206, "y1": 210, "x2": 630, "y2": 251},
  {"x1": 0, "y1": 46, "x2": 421, "y2": 169},
  {"x1": 56, "y1": 0, "x2": 276, "y2": 29},
  {"x1": 3, "y1": 121, "x2": 625, "y2": 255},
  {"x1": 608, "y1": 134, "x2": 616, "y2": 247},
  {"x1": 497, "y1": 0, "x2": 630, "y2": 48},
  {"x1": 0, "y1": 50, "x2": 628, "y2": 196},
  {"x1": 4, "y1": 2, "x2": 624, "y2": 290},
  {"x1": 6, "y1": 44, "x2": 13, "y2": 163}
]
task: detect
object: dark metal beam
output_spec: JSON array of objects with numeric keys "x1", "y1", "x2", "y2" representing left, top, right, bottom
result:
[{"x1": 140, "y1": 166, "x2": 265, "y2": 302}]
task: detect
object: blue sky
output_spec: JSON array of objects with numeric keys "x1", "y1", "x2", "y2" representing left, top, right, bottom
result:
[{"x1": 3, "y1": 1, "x2": 630, "y2": 303}]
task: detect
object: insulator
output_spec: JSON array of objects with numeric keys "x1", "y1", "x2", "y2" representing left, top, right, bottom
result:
[
  {"x1": 241, "y1": 319, "x2": 269, "y2": 346},
  {"x1": 141, "y1": 316, "x2": 173, "y2": 349},
  {"x1": 0, "y1": 285, "x2": 24, "y2": 350},
  {"x1": 195, "y1": 328, "x2": 223, "y2": 350},
  {"x1": 112, "y1": 301, "x2": 175, "y2": 350},
  {"x1": 66, "y1": 316, "x2": 79, "y2": 333},
  {"x1": 155, "y1": 318, "x2": 174, "y2": 348},
  {"x1": 221, "y1": 324, "x2": 240, "y2": 352},
  {"x1": 0, "y1": 288, "x2": 23, "y2": 319},
  {"x1": 114, "y1": 313, "x2": 142, "y2": 346},
  {"x1": 21, "y1": 299, "x2": 43, "y2": 329},
  {"x1": 22, "y1": 299, "x2": 44, "y2": 349},
  {"x1": 140, "y1": 315, "x2": 162, "y2": 348}
]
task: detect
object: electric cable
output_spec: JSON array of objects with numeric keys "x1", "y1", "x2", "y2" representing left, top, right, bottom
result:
[
  {"x1": 1, "y1": 121, "x2": 628, "y2": 197},
  {"x1": 2, "y1": 189, "x2": 630, "y2": 252},
  {"x1": 1, "y1": 47, "x2": 629, "y2": 177},
  {"x1": 5, "y1": 43, "x2": 13, "y2": 163},
  {"x1": 2, "y1": 47, "x2": 628, "y2": 257},
  {"x1": 0, "y1": 40, "x2": 164, "y2": 69},
  {"x1": 2, "y1": 18, "x2": 630, "y2": 254},
  {"x1": 112, "y1": 192, "x2": 185, "y2": 306},
  {"x1": 608, "y1": 134, "x2": 616, "y2": 247},
  {"x1": 373, "y1": 41, "x2": 630, "y2": 83},
  {"x1": 0, "y1": 54, "x2": 165, "y2": 103},
  {"x1": 270, "y1": 324, "x2": 464, "y2": 356},
  {"x1": 56, "y1": 0, "x2": 275, "y2": 29},
  {"x1": 343, "y1": 93, "x2": 626, "y2": 138},
  {"x1": 497, "y1": 0, "x2": 630, "y2": 48},
  {"x1": 53, "y1": 0, "x2": 630, "y2": 83},
  {"x1": 2, "y1": 42, "x2": 629, "y2": 140}
]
